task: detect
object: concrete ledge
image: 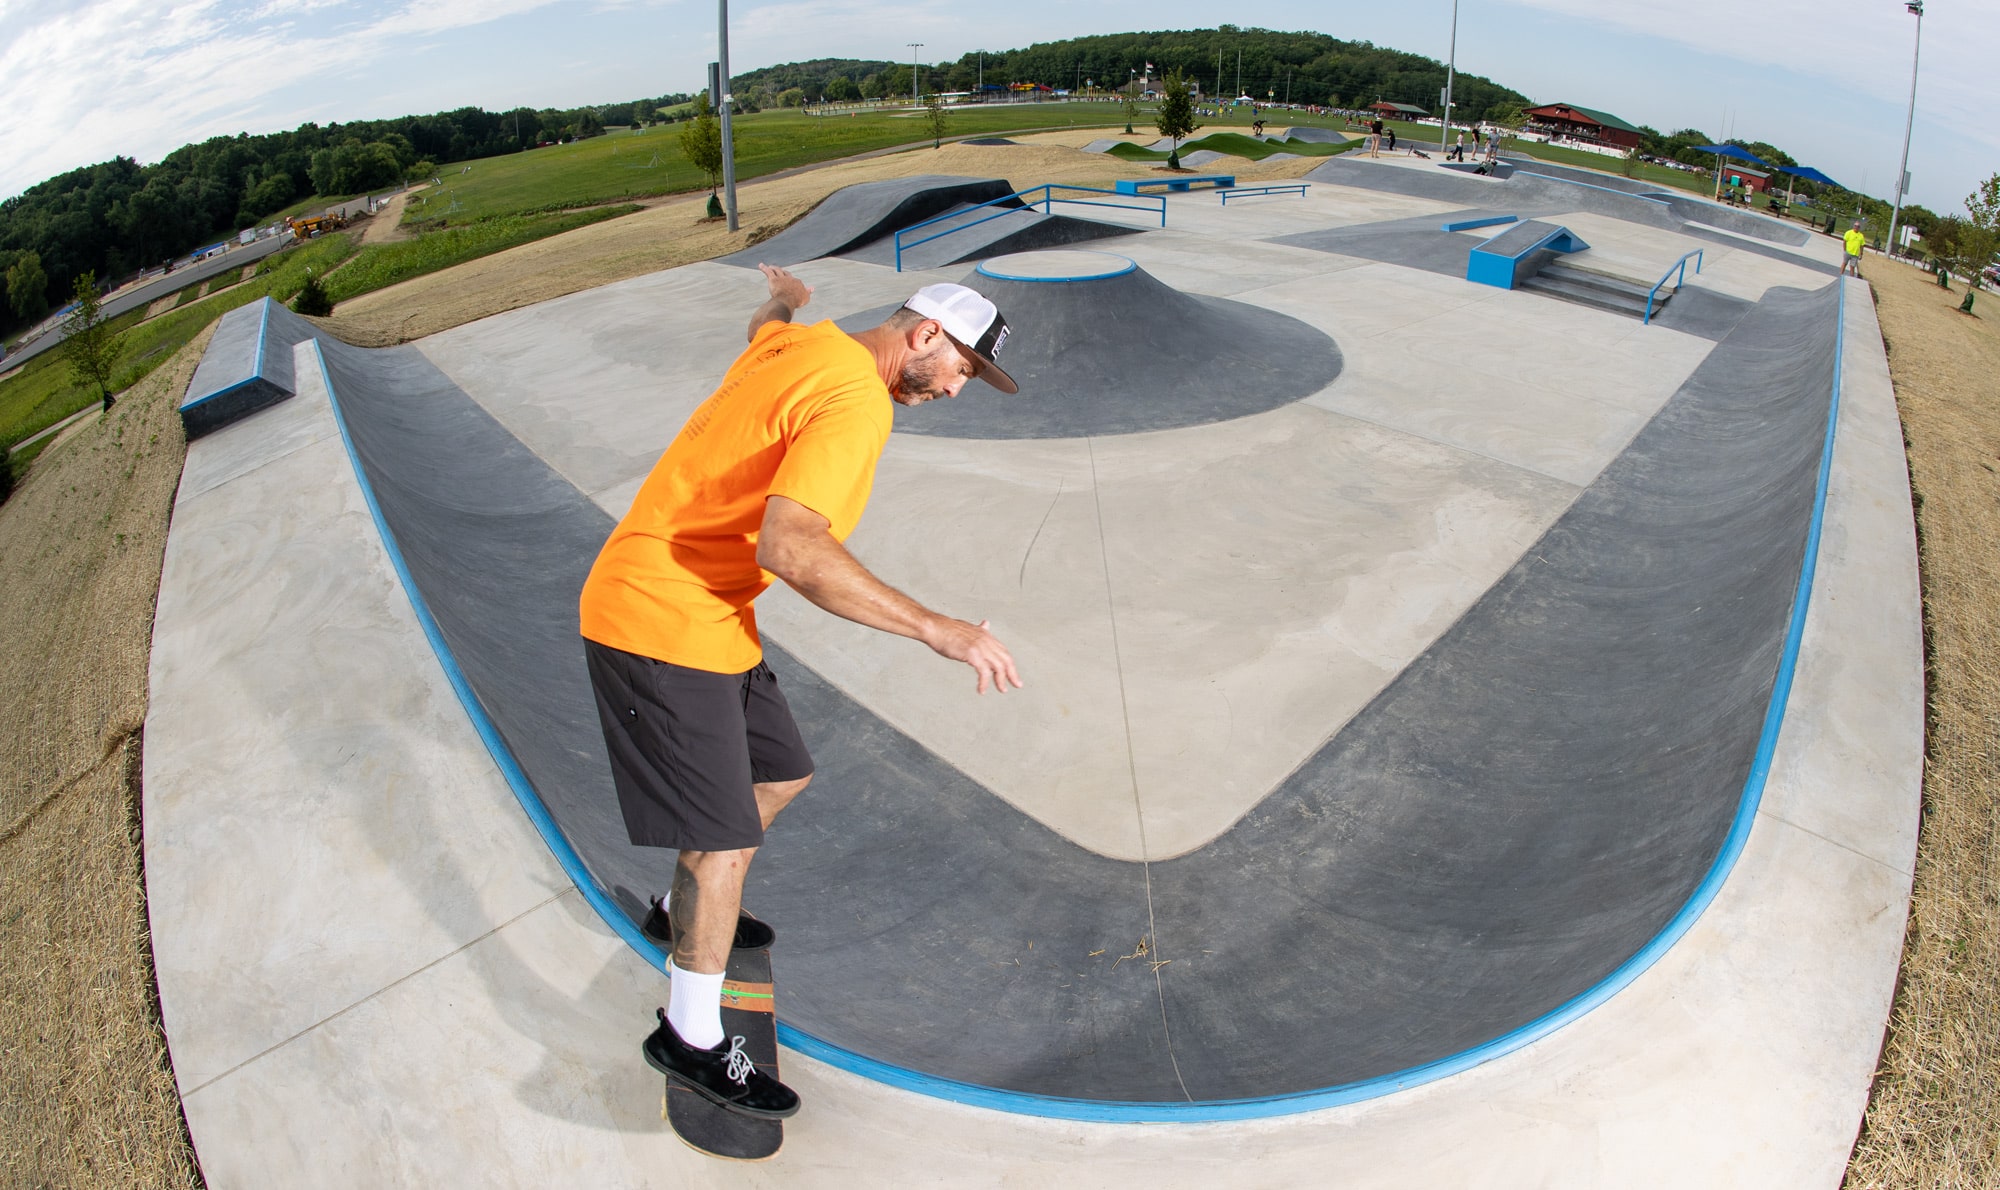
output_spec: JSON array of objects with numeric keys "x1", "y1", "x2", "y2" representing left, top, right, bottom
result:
[{"x1": 178, "y1": 298, "x2": 295, "y2": 440}]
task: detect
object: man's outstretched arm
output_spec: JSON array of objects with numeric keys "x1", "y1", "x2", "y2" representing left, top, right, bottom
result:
[
  {"x1": 757, "y1": 495, "x2": 1023, "y2": 695},
  {"x1": 747, "y1": 263, "x2": 813, "y2": 342}
]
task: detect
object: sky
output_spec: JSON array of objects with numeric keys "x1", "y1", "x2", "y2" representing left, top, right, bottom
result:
[{"x1": 0, "y1": 0, "x2": 1990, "y2": 215}]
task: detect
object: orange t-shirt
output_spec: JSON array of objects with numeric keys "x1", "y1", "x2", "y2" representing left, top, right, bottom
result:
[{"x1": 579, "y1": 320, "x2": 893, "y2": 673}]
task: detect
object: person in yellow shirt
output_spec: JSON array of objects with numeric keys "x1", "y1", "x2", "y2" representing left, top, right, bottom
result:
[
  {"x1": 1842, "y1": 221, "x2": 1867, "y2": 277},
  {"x1": 581, "y1": 263, "x2": 1024, "y2": 1118}
]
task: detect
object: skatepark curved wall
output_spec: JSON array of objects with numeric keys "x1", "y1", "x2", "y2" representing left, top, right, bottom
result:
[{"x1": 240, "y1": 267, "x2": 1845, "y2": 1112}]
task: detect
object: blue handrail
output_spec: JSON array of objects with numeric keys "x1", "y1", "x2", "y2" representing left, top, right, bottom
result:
[
  {"x1": 894, "y1": 184, "x2": 1166, "y2": 271},
  {"x1": 1644, "y1": 249, "x2": 1703, "y2": 324}
]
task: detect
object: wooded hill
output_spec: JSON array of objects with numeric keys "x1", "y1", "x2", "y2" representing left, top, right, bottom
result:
[
  {"x1": 0, "y1": 96, "x2": 687, "y2": 340},
  {"x1": 731, "y1": 27, "x2": 1530, "y2": 117}
]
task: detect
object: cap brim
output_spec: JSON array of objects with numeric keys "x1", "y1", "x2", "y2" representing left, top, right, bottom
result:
[{"x1": 946, "y1": 333, "x2": 1019, "y2": 394}]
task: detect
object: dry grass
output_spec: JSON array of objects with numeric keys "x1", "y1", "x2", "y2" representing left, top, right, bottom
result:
[
  {"x1": 1843, "y1": 262, "x2": 2000, "y2": 1189},
  {"x1": 0, "y1": 328, "x2": 207, "y2": 1188}
]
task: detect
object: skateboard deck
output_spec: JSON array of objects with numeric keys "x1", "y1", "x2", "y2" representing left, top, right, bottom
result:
[{"x1": 662, "y1": 945, "x2": 783, "y2": 1161}]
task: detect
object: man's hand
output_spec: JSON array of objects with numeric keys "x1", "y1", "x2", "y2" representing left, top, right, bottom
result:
[
  {"x1": 759, "y1": 495, "x2": 1025, "y2": 695},
  {"x1": 919, "y1": 617, "x2": 1023, "y2": 696},
  {"x1": 760, "y1": 262, "x2": 812, "y2": 308},
  {"x1": 747, "y1": 264, "x2": 814, "y2": 341}
]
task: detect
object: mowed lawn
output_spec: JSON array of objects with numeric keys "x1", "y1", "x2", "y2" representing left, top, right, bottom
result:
[{"x1": 405, "y1": 102, "x2": 1168, "y2": 225}]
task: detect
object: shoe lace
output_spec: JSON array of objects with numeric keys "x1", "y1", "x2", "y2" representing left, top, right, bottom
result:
[{"x1": 722, "y1": 1035, "x2": 755, "y2": 1085}]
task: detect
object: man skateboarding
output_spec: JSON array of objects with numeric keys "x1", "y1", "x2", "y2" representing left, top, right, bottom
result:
[{"x1": 579, "y1": 263, "x2": 1024, "y2": 1124}]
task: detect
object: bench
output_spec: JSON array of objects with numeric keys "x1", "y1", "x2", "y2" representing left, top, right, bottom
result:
[
  {"x1": 1465, "y1": 220, "x2": 1589, "y2": 290},
  {"x1": 1113, "y1": 175, "x2": 1236, "y2": 195},
  {"x1": 1217, "y1": 184, "x2": 1309, "y2": 205}
]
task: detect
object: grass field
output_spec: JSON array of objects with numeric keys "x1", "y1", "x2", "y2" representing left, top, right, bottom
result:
[
  {"x1": 0, "y1": 236, "x2": 355, "y2": 451},
  {"x1": 322, "y1": 205, "x2": 642, "y2": 304},
  {"x1": 395, "y1": 101, "x2": 1376, "y2": 226}
]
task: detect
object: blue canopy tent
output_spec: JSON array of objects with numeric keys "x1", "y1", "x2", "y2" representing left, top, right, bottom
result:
[
  {"x1": 1773, "y1": 164, "x2": 1846, "y2": 214},
  {"x1": 1692, "y1": 143, "x2": 1771, "y2": 201}
]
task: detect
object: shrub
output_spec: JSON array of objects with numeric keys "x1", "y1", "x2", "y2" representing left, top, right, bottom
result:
[
  {"x1": 292, "y1": 269, "x2": 333, "y2": 316},
  {"x1": 0, "y1": 443, "x2": 14, "y2": 505}
]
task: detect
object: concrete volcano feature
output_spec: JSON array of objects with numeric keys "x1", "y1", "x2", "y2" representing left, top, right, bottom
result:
[{"x1": 876, "y1": 249, "x2": 1342, "y2": 439}]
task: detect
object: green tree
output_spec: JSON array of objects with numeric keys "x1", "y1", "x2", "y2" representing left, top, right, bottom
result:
[
  {"x1": 825, "y1": 76, "x2": 860, "y2": 102},
  {"x1": 292, "y1": 268, "x2": 333, "y2": 316},
  {"x1": 679, "y1": 92, "x2": 725, "y2": 199},
  {"x1": 59, "y1": 272, "x2": 117, "y2": 412},
  {"x1": 923, "y1": 91, "x2": 948, "y2": 149},
  {"x1": 1155, "y1": 68, "x2": 1200, "y2": 169},
  {"x1": 6, "y1": 251, "x2": 49, "y2": 323},
  {"x1": 1964, "y1": 173, "x2": 2000, "y2": 288},
  {"x1": 1122, "y1": 95, "x2": 1137, "y2": 135}
]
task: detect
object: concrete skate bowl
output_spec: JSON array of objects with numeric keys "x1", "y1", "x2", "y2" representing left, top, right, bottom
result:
[
  {"x1": 834, "y1": 250, "x2": 1343, "y2": 438},
  {"x1": 719, "y1": 175, "x2": 1145, "y2": 272},
  {"x1": 247, "y1": 261, "x2": 1851, "y2": 1119}
]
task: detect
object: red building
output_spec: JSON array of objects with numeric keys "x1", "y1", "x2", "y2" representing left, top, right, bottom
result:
[{"x1": 1521, "y1": 103, "x2": 1643, "y2": 151}]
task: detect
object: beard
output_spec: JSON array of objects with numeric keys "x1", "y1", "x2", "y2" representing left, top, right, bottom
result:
[{"x1": 895, "y1": 344, "x2": 960, "y2": 404}]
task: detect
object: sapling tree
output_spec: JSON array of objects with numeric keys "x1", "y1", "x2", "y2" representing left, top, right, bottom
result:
[{"x1": 1155, "y1": 69, "x2": 1201, "y2": 170}]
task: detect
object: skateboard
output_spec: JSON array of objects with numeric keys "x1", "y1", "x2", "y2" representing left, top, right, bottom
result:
[{"x1": 661, "y1": 944, "x2": 784, "y2": 1161}]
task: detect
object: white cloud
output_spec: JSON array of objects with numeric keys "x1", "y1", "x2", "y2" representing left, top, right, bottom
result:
[{"x1": 0, "y1": 0, "x2": 575, "y2": 197}]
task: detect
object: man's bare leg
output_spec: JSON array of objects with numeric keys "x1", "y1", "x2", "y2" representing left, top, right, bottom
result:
[
  {"x1": 670, "y1": 849, "x2": 755, "y2": 975},
  {"x1": 661, "y1": 775, "x2": 812, "y2": 1047},
  {"x1": 754, "y1": 774, "x2": 811, "y2": 829}
]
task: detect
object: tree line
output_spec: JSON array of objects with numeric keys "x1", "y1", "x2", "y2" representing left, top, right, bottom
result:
[
  {"x1": 0, "y1": 96, "x2": 688, "y2": 340},
  {"x1": 729, "y1": 28, "x2": 1531, "y2": 118}
]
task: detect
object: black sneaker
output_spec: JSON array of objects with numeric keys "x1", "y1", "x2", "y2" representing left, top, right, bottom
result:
[
  {"x1": 642, "y1": 896, "x2": 776, "y2": 952},
  {"x1": 643, "y1": 1009, "x2": 801, "y2": 1119}
]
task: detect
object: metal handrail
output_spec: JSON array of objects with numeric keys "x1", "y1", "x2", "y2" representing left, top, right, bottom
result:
[
  {"x1": 894, "y1": 184, "x2": 1166, "y2": 271},
  {"x1": 1644, "y1": 249, "x2": 1703, "y2": 324}
]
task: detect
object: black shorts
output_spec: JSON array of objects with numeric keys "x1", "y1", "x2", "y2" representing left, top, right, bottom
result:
[{"x1": 584, "y1": 639, "x2": 815, "y2": 852}]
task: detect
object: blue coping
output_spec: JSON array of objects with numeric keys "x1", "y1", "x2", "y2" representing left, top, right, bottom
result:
[
  {"x1": 179, "y1": 298, "x2": 293, "y2": 440},
  {"x1": 1466, "y1": 222, "x2": 1589, "y2": 289},
  {"x1": 317, "y1": 283, "x2": 1850, "y2": 1123},
  {"x1": 976, "y1": 253, "x2": 1137, "y2": 282},
  {"x1": 1113, "y1": 175, "x2": 1235, "y2": 195},
  {"x1": 1442, "y1": 214, "x2": 1519, "y2": 233}
]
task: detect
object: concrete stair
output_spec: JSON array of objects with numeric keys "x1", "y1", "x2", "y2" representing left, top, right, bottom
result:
[{"x1": 1519, "y1": 262, "x2": 1661, "y2": 319}]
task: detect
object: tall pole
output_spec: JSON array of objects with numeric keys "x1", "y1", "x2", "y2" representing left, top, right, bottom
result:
[
  {"x1": 909, "y1": 43, "x2": 924, "y2": 106},
  {"x1": 1442, "y1": 0, "x2": 1459, "y2": 149},
  {"x1": 716, "y1": 0, "x2": 737, "y2": 230},
  {"x1": 1886, "y1": 0, "x2": 1923, "y2": 259}
]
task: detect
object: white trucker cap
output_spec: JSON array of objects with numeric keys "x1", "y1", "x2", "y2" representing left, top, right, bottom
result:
[{"x1": 902, "y1": 283, "x2": 1018, "y2": 393}]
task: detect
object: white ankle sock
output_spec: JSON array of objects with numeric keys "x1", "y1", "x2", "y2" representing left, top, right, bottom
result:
[{"x1": 666, "y1": 960, "x2": 725, "y2": 1049}]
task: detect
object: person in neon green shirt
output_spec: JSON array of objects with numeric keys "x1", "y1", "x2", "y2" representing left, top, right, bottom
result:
[{"x1": 1842, "y1": 222, "x2": 1867, "y2": 277}]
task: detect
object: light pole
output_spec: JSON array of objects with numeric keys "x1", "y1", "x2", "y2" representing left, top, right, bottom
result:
[
  {"x1": 908, "y1": 42, "x2": 924, "y2": 106},
  {"x1": 717, "y1": 0, "x2": 737, "y2": 230},
  {"x1": 1885, "y1": 0, "x2": 1923, "y2": 258},
  {"x1": 1442, "y1": 0, "x2": 1460, "y2": 150}
]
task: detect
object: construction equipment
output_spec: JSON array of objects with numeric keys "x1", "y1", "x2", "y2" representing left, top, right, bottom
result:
[{"x1": 285, "y1": 212, "x2": 349, "y2": 241}]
